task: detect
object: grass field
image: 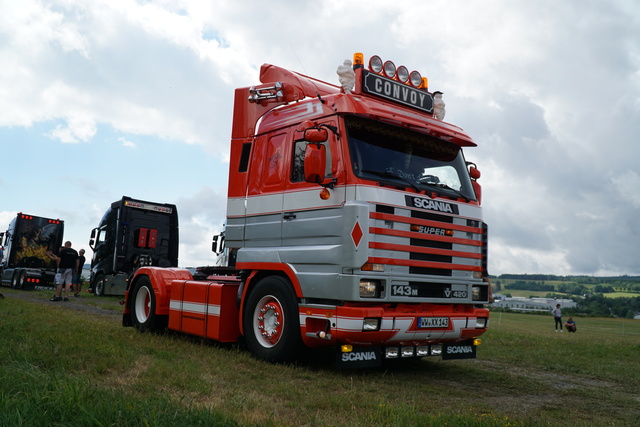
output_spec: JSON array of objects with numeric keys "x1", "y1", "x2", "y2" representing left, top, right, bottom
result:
[{"x1": 1, "y1": 288, "x2": 639, "y2": 426}]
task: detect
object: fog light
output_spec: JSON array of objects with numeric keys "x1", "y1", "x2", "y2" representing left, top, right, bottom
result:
[
  {"x1": 475, "y1": 317, "x2": 487, "y2": 329},
  {"x1": 430, "y1": 344, "x2": 442, "y2": 356},
  {"x1": 359, "y1": 279, "x2": 381, "y2": 298},
  {"x1": 363, "y1": 318, "x2": 380, "y2": 331},
  {"x1": 401, "y1": 346, "x2": 414, "y2": 357},
  {"x1": 385, "y1": 347, "x2": 399, "y2": 358},
  {"x1": 416, "y1": 345, "x2": 429, "y2": 357}
]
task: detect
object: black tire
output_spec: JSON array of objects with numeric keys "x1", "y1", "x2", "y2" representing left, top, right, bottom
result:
[
  {"x1": 243, "y1": 276, "x2": 302, "y2": 363},
  {"x1": 130, "y1": 276, "x2": 166, "y2": 333},
  {"x1": 16, "y1": 270, "x2": 26, "y2": 290},
  {"x1": 94, "y1": 274, "x2": 105, "y2": 296},
  {"x1": 11, "y1": 269, "x2": 22, "y2": 289}
]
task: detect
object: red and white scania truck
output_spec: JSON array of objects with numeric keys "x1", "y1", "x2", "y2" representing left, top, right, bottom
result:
[{"x1": 123, "y1": 53, "x2": 490, "y2": 368}]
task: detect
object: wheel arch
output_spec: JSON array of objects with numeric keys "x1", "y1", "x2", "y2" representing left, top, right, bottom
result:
[
  {"x1": 237, "y1": 264, "x2": 301, "y2": 337},
  {"x1": 126, "y1": 267, "x2": 193, "y2": 317}
]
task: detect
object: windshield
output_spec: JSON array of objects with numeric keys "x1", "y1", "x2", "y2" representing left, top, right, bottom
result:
[{"x1": 344, "y1": 115, "x2": 476, "y2": 201}]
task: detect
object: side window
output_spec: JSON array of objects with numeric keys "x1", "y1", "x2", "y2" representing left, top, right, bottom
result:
[
  {"x1": 265, "y1": 133, "x2": 286, "y2": 186},
  {"x1": 291, "y1": 122, "x2": 334, "y2": 183}
]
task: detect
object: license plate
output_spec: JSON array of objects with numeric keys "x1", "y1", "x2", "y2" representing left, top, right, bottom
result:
[{"x1": 417, "y1": 317, "x2": 449, "y2": 328}]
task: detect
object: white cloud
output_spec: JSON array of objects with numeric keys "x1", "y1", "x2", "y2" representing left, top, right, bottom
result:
[{"x1": 1, "y1": 0, "x2": 639, "y2": 274}]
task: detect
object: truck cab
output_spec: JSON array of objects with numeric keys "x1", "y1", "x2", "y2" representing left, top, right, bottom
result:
[{"x1": 89, "y1": 196, "x2": 178, "y2": 296}]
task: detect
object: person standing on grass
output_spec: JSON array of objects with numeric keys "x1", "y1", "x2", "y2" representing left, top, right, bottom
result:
[
  {"x1": 47, "y1": 241, "x2": 79, "y2": 302},
  {"x1": 72, "y1": 248, "x2": 86, "y2": 297},
  {"x1": 552, "y1": 303, "x2": 563, "y2": 332}
]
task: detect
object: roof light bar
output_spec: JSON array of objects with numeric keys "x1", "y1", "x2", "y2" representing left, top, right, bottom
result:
[{"x1": 363, "y1": 54, "x2": 430, "y2": 90}]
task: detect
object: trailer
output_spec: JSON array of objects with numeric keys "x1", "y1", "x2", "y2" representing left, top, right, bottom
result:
[
  {"x1": 89, "y1": 196, "x2": 178, "y2": 296},
  {"x1": 1, "y1": 213, "x2": 64, "y2": 290},
  {"x1": 123, "y1": 53, "x2": 490, "y2": 368}
]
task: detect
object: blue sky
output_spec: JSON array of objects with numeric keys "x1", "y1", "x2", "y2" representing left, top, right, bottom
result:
[{"x1": 1, "y1": 0, "x2": 640, "y2": 275}]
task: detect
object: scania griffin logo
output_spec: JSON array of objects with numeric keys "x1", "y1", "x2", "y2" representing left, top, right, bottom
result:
[{"x1": 405, "y1": 195, "x2": 459, "y2": 215}]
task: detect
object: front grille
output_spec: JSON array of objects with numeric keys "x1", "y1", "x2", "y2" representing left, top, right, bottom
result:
[{"x1": 369, "y1": 203, "x2": 484, "y2": 279}]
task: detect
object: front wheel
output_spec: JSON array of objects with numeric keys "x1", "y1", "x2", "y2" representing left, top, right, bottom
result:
[
  {"x1": 243, "y1": 276, "x2": 302, "y2": 363},
  {"x1": 94, "y1": 274, "x2": 105, "y2": 296},
  {"x1": 130, "y1": 276, "x2": 166, "y2": 333}
]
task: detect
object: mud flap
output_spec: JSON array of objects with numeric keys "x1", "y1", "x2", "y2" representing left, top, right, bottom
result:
[{"x1": 442, "y1": 340, "x2": 477, "y2": 360}]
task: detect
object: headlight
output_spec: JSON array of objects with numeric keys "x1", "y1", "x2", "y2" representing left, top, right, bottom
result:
[
  {"x1": 471, "y1": 285, "x2": 482, "y2": 301},
  {"x1": 362, "y1": 318, "x2": 380, "y2": 331},
  {"x1": 359, "y1": 279, "x2": 381, "y2": 298},
  {"x1": 475, "y1": 317, "x2": 488, "y2": 329}
]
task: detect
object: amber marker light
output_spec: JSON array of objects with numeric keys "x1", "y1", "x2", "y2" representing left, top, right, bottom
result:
[
  {"x1": 421, "y1": 77, "x2": 429, "y2": 90},
  {"x1": 353, "y1": 52, "x2": 364, "y2": 68},
  {"x1": 319, "y1": 188, "x2": 331, "y2": 200}
]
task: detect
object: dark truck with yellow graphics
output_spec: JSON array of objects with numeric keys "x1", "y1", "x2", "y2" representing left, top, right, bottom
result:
[{"x1": 1, "y1": 213, "x2": 64, "y2": 290}]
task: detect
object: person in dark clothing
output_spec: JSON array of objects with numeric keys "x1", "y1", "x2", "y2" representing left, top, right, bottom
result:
[
  {"x1": 48, "y1": 241, "x2": 79, "y2": 302},
  {"x1": 552, "y1": 303, "x2": 563, "y2": 332},
  {"x1": 72, "y1": 248, "x2": 86, "y2": 297},
  {"x1": 565, "y1": 317, "x2": 577, "y2": 333}
]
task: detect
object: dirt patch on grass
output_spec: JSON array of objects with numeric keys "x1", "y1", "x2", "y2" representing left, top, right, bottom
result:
[{"x1": 2, "y1": 290, "x2": 122, "y2": 317}]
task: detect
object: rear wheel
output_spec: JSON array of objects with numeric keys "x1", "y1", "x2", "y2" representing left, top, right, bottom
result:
[
  {"x1": 94, "y1": 274, "x2": 105, "y2": 296},
  {"x1": 243, "y1": 276, "x2": 302, "y2": 363},
  {"x1": 16, "y1": 270, "x2": 26, "y2": 289},
  {"x1": 11, "y1": 269, "x2": 22, "y2": 289},
  {"x1": 131, "y1": 276, "x2": 166, "y2": 332}
]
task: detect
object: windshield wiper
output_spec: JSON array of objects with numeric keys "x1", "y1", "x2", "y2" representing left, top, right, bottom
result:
[
  {"x1": 362, "y1": 170, "x2": 420, "y2": 192},
  {"x1": 421, "y1": 182, "x2": 470, "y2": 202}
]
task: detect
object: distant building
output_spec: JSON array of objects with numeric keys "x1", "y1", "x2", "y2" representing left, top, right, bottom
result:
[{"x1": 491, "y1": 295, "x2": 577, "y2": 313}]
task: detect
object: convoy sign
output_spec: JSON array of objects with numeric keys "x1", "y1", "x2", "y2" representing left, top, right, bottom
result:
[{"x1": 361, "y1": 70, "x2": 433, "y2": 113}]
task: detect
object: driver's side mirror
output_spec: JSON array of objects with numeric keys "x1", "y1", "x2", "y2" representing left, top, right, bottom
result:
[
  {"x1": 89, "y1": 228, "x2": 97, "y2": 249},
  {"x1": 304, "y1": 143, "x2": 327, "y2": 184},
  {"x1": 469, "y1": 166, "x2": 481, "y2": 180},
  {"x1": 469, "y1": 166, "x2": 482, "y2": 204}
]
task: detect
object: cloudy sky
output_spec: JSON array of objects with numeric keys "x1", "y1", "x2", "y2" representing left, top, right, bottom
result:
[{"x1": 1, "y1": 0, "x2": 639, "y2": 276}]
